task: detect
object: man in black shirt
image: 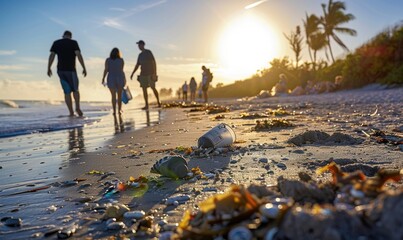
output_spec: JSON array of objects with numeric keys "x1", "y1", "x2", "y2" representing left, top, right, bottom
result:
[
  {"x1": 47, "y1": 30, "x2": 87, "y2": 116},
  {"x1": 130, "y1": 40, "x2": 160, "y2": 110}
]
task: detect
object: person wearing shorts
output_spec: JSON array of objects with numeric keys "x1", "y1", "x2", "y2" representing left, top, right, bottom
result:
[
  {"x1": 130, "y1": 40, "x2": 160, "y2": 110},
  {"x1": 47, "y1": 30, "x2": 87, "y2": 116}
]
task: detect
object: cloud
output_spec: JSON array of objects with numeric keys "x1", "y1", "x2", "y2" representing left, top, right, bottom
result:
[
  {"x1": 0, "y1": 50, "x2": 16, "y2": 56},
  {"x1": 129, "y1": 0, "x2": 167, "y2": 13},
  {"x1": 0, "y1": 65, "x2": 27, "y2": 71},
  {"x1": 19, "y1": 57, "x2": 47, "y2": 64},
  {"x1": 103, "y1": 19, "x2": 122, "y2": 28},
  {"x1": 102, "y1": 0, "x2": 167, "y2": 31},
  {"x1": 110, "y1": 7, "x2": 126, "y2": 12},
  {"x1": 245, "y1": 0, "x2": 268, "y2": 10},
  {"x1": 166, "y1": 44, "x2": 179, "y2": 51},
  {"x1": 84, "y1": 57, "x2": 106, "y2": 69},
  {"x1": 0, "y1": 79, "x2": 60, "y2": 100},
  {"x1": 49, "y1": 17, "x2": 69, "y2": 27}
]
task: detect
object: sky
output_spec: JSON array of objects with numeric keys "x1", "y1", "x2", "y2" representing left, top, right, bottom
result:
[{"x1": 0, "y1": 0, "x2": 402, "y2": 101}]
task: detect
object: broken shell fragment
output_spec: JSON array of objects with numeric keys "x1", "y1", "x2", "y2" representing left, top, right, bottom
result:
[
  {"x1": 57, "y1": 224, "x2": 78, "y2": 239},
  {"x1": 123, "y1": 210, "x2": 145, "y2": 220},
  {"x1": 260, "y1": 203, "x2": 280, "y2": 219}
]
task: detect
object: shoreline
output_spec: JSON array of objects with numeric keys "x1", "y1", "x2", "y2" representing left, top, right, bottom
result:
[{"x1": 1, "y1": 87, "x2": 402, "y2": 239}]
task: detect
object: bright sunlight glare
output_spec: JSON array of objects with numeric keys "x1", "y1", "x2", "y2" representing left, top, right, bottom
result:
[{"x1": 218, "y1": 14, "x2": 279, "y2": 79}]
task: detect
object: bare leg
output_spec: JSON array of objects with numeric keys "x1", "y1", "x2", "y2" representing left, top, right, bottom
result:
[
  {"x1": 109, "y1": 88, "x2": 117, "y2": 114},
  {"x1": 73, "y1": 91, "x2": 83, "y2": 116},
  {"x1": 151, "y1": 87, "x2": 161, "y2": 107},
  {"x1": 64, "y1": 94, "x2": 74, "y2": 116},
  {"x1": 117, "y1": 88, "x2": 123, "y2": 114},
  {"x1": 142, "y1": 87, "x2": 149, "y2": 110}
]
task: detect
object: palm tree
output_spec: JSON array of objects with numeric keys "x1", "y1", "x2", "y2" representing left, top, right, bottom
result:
[
  {"x1": 321, "y1": 0, "x2": 357, "y2": 63},
  {"x1": 303, "y1": 13, "x2": 327, "y2": 70},
  {"x1": 284, "y1": 26, "x2": 304, "y2": 69},
  {"x1": 303, "y1": 13, "x2": 320, "y2": 63},
  {"x1": 310, "y1": 32, "x2": 328, "y2": 70}
]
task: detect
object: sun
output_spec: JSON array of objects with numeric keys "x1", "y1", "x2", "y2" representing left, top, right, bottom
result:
[{"x1": 217, "y1": 14, "x2": 279, "y2": 79}]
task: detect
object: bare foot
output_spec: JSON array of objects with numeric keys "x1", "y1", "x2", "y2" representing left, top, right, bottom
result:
[
  {"x1": 76, "y1": 109, "x2": 83, "y2": 117},
  {"x1": 141, "y1": 106, "x2": 149, "y2": 110}
]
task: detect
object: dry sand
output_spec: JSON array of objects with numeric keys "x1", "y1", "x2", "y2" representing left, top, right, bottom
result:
[{"x1": 1, "y1": 87, "x2": 402, "y2": 239}]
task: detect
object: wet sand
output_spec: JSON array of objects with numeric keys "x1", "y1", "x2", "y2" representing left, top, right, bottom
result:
[{"x1": 1, "y1": 87, "x2": 402, "y2": 239}]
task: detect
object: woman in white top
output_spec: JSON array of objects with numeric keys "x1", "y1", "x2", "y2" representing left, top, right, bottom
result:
[{"x1": 102, "y1": 48, "x2": 126, "y2": 115}]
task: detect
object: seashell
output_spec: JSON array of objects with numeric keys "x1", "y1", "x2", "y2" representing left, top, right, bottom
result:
[
  {"x1": 260, "y1": 203, "x2": 280, "y2": 219},
  {"x1": 4, "y1": 217, "x2": 22, "y2": 227},
  {"x1": 123, "y1": 210, "x2": 145, "y2": 220},
  {"x1": 47, "y1": 205, "x2": 57, "y2": 212},
  {"x1": 102, "y1": 203, "x2": 129, "y2": 219},
  {"x1": 228, "y1": 226, "x2": 253, "y2": 240},
  {"x1": 106, "y1": 221, "x2": 126, "y2": 230},
  {"x1": 165, "y1": 195, "x2": 191, "y2": 205},
  {"x1": 57, "y1": 224, "x2": 78, "y2": 239}
]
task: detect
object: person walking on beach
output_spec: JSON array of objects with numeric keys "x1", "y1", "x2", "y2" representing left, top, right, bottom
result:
[
  {"x1": 189, "y1": 77, "x2": 197, "y2": 102},
  {"x1": 47, "y1": 30, "x2": 87, "y2": 117},
  {"x1": 130, "y1": 40, "x2": 160, "y2": 110},
  {"x1": 102, "y1": 48, "x2": 127, "y2": 115},
  {"x1": 182, "y1": 81, "x2": 188, "y2": 102},
  {"x1": 201, "y1": 66, "x2": 213, "y2": 103}
]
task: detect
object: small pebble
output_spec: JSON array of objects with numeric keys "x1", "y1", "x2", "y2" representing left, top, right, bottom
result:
[
  {"x1": 4, "y1": 217, "x2": 22, "y2": 227},
  {"x1": 259, "y1": 158, "x2": 268, "y2": 163},
  {"x1": 107, "y1": 221, "x2": 126, "y2": 230},
  {"x1": 123, "y1": 210, "x2": 145, "y2": 220}
]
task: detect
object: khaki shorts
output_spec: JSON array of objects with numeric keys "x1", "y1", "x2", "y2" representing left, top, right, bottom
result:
[{"x1": 138, "y1": 75, "x2": 157, "y2": 88}]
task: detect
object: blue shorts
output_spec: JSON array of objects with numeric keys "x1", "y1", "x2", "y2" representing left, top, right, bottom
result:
[{"x1": 58, "y1": 71, "x2": 79, "y2": 94}]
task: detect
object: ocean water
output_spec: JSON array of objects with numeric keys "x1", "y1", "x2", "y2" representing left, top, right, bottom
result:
[
  {"x1": 0, "y1": 99, "x2": 164, "y2": 238},
  {"x1": 0, "y1": 98, "x2": 163, "y2": 187},
  {"x1": 0, "y1": 100, "x2": 110, "y2": 138}
]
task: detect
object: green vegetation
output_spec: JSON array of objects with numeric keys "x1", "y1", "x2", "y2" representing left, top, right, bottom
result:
[{"x1": 209, "y1": 0, "x2": 402, "y2": 98}]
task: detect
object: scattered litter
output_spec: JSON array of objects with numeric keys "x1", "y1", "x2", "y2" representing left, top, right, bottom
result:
[
  {"x1": 151, "y1": 155, "x2": 189, "y2": 179},
  {"x1": 198, "y1": 123, "x2": 236, "y2": 148},
  {"x1": 172, "y1": 162, "x2": 402, "y2": 239}
]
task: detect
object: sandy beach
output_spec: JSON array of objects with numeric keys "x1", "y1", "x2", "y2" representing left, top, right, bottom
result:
[{"x1": 1, "y1": 86, "x2": 402, "y2": 239}]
